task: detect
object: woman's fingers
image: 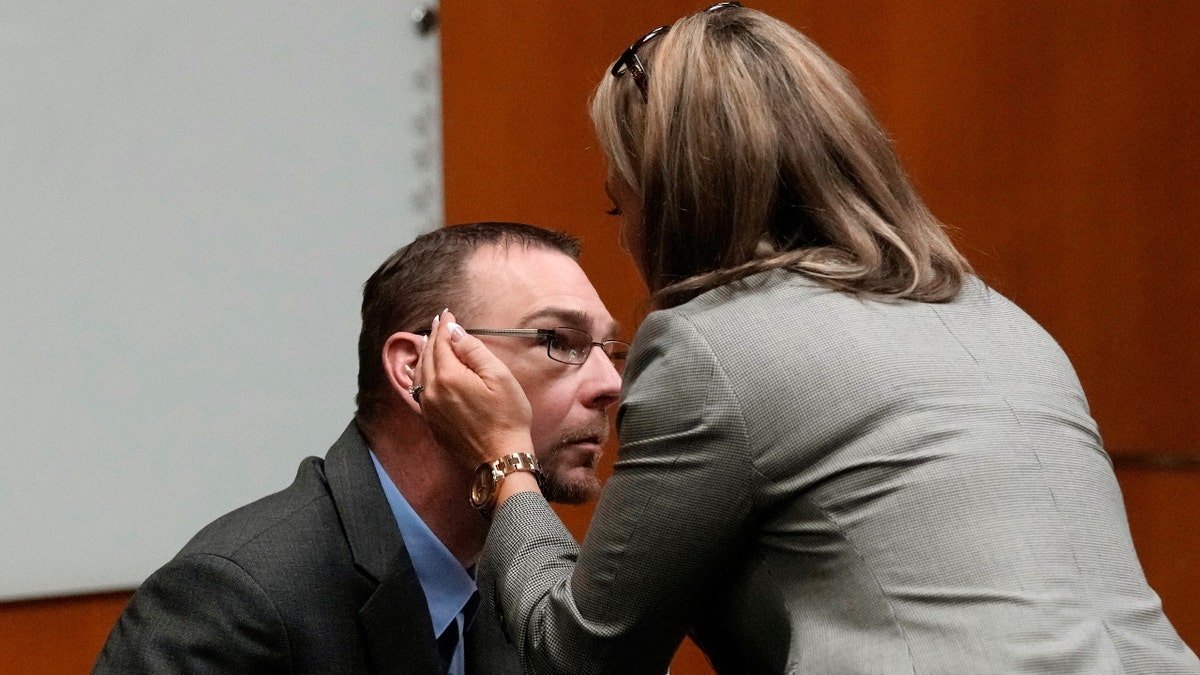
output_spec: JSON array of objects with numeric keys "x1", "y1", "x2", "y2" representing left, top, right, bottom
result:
[
  {"x1": 418, "y1": 309, "x2": 535, "y2": 464},
  {"x1": 412, "y1": 308, "x2": 447, "y2": 409}
]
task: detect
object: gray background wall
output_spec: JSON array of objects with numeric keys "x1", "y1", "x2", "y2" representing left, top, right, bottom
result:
[{"x1": 0, "y1": 0, "x2": 442, "y2": 600}]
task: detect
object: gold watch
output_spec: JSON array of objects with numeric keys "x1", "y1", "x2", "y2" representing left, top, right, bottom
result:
[{"x1": 470, "y1": 452, "x2": 544, "y2": 517}]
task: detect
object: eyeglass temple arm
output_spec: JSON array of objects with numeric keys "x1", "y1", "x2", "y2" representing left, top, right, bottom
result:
[{"x1": 411, "y1": 328, "x2": 551, "y2": 337}]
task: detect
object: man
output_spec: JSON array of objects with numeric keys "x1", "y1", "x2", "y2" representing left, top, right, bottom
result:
[{"x1": 94, "y1": 222, "x2": 625, "y2": 674}]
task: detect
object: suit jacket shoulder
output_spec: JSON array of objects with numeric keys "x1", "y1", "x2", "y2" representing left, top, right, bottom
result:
[{"x1": 94, "y1": 422, "x2": 452, "y2": 674}]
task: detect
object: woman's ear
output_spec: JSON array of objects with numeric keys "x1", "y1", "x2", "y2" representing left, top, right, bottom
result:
[{"x1": 382, "y1": 332, "x2": 424, "y2": 415}]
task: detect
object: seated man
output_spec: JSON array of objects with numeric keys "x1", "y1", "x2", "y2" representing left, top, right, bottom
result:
[{"x1": 94, "y1": 222, "x2": 625, "y2": 674}]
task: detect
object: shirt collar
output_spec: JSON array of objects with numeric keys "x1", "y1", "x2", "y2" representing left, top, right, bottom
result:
[{"x1": 370, "y1": 450, "x2": 478, "y2": 637}]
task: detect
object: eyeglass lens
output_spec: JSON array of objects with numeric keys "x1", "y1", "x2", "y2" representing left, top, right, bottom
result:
[{"x1": 547, "y1": 327, "x2": 628, "y2": 368}]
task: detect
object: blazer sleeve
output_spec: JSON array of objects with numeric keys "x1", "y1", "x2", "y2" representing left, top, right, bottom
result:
[
  {"x1": 482, "y1": 309, "x2": 758, "y2": 675},
  {"x1": 93, "y1": 552, "x2": 290, "y2": 674}
]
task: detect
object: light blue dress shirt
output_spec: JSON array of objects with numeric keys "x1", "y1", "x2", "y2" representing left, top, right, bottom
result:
[{"x1": 371, "y1": 451, "x2": 477, "y2": 675}]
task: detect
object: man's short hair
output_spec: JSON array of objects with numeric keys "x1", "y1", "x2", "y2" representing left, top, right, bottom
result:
[{"x1": 355, "y1": 222, "x2": 581, "y2": 429}]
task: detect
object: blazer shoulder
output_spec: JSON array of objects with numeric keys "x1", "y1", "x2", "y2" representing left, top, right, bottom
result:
[
  {"x1": 94, "y1": 551, "x2": 293, "y2": 673},
  {"x1": 180, "y1": 455, "x2": 333, "y2": 559}
]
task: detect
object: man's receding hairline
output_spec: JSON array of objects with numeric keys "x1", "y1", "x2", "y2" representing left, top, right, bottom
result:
[
  {"x1": 461, "y1": 245, "x2": 621, "y2": 338},
  {"x1": 471, "y1": 236, "x2": 577, "y2": 260}
]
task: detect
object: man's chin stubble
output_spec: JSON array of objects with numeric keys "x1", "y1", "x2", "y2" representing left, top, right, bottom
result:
[
  {"x1": 538, "y1": 426, "x2": 607, "y2": 503},
  {"x1": 539, "y1": 450, "x2": 601, "y2": 504},
  {"x1": 541, "y1": 474, "x2": 601, "y2": 505}
]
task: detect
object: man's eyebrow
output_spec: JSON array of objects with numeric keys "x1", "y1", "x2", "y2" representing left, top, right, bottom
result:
[{"x1": 518, "y1": 306, "x2": 621, "y2": 337}]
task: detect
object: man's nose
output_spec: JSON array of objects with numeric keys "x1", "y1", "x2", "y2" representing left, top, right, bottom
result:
[{"x1": 583, "y1": 347, "x2": 622, "y2": 408}]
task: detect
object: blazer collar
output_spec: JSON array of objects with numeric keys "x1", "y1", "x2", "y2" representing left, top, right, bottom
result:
[{"x1": 324, "y1": 421, "x2": 443, "y2": 674}]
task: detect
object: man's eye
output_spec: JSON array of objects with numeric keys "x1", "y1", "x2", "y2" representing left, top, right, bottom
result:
[
  {"x1": 542, "y1": 330, "x2": 594, "y2": 362},
  {"x1": 537, "y1": 331, "x2": 569, "y2": 352}
]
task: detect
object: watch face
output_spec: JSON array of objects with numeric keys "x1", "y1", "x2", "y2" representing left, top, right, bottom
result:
[{"x1": 470, "y1": 463, "x2": 495, "y2": 509}]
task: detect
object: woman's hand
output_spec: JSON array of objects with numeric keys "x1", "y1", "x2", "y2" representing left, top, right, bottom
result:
[{"x1": 416, "y1": 309, "x2": 535, "y2": 466}]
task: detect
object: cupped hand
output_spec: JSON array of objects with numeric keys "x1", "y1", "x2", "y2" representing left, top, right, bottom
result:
[{"x1": 416, "y1": 309, "x2": 534, "y2": 466}]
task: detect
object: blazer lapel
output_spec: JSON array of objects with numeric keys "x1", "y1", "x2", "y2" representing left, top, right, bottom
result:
[
  {"x1": 466, "y1": 563, "x2": 523, "y2": 674},
  {"x1": 324, "y1": 422, "x2": 443, "y2": 674}
]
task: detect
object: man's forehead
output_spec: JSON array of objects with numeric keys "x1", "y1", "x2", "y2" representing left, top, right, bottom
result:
[
  {"x1": 462, "y1": 245, "x2": 618, "y2": 334},
  {"x1": 517, "y1": 306, "x2": 618, "y2": 334},
  {"x1": 462, "y1": 244, "x2": 564, "y2": 291}
]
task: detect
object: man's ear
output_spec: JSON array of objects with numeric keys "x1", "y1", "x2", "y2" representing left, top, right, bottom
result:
[{"x1": 382, "y1": 332, "x2": 424, "y2": 415}]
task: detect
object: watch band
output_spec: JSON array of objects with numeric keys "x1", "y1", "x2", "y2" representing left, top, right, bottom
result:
[
  {"x1": 493, "y1": 452, "x2": 541, "y2": 479},
  {"x1": 470, "y1": 452, "x2": 544, "y2": 517}
]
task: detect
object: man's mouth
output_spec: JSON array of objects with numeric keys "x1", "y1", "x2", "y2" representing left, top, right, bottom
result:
[
  {"x1": 569, "y1": 434, "x2": 602, "y2": 445},
  {"x1": 562, "y1": 433, "x2": 607, "y2": 450},
  {"x1": 556, "y1": 433, "x2": 607, "y2": 467}
]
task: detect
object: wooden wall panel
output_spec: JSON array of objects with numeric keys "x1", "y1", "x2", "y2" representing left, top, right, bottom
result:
[
  {"x1": 441, "y1": 1, "x2": 1200, "y2": 457},
  {"x1": 1115, "y1": 465, "x2": 1200, "y2": 646},
  {"x1": 1, "y1": 2, "x2": 1194, "y2": 672},
  {"x1": 439, "y1": 0, "x2": 1199, "y2": 670},
  {"x1": 0, "y1": 592, "x2": 129, "y2": 673}
]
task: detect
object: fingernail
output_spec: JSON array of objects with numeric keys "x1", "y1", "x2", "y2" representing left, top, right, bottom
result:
[
  {"x1": 403, "y1": 364, "x2": 415, "y2": 377},
  {"x1": 422, "y1": 335, "x2": 428, "y2": 345},
  {"x1": 448, "y1": 321, "x2": 466, "y2": 342}
]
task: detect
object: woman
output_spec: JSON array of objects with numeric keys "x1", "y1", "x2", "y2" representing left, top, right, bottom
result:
[{"x1": 417, "y1": 4, "x2": 1199, "y2": 673}]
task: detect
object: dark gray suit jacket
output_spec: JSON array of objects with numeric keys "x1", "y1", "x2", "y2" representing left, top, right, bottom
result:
[{"x1": 94, "y1": 422, "x2": 520, "y2": 674}]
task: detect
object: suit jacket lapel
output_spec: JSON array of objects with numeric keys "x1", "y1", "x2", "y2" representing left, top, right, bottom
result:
[
  {"x1": 466, "y1": 562, "x2": 523, "y2": 675},
  {"x1": 325, "y1": 422, "x2": 443, "y2": 674}
]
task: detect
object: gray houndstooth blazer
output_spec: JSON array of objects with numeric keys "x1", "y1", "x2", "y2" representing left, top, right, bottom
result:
[
  {"x1": 481, "y1": 271, "x2": 1199, "y2": 674},
  {"x1": 94, "y1": 422, "x2": 521, "y2": 674}
]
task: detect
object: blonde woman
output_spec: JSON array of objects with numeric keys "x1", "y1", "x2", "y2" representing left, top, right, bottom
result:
[{"x1": 416, "y1": 4, "x2": 1199, "y2": 673}]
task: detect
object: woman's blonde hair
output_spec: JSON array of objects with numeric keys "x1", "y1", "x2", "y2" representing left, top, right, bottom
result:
[{"x1": 591, "y1": 6, "x2": 971, "y2": 309}]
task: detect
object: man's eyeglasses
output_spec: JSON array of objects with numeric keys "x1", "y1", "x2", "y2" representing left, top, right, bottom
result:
[
  {"x1": 610, "y1": 1, "x2": 742, "y2": 102},
  {"x1": 416, "y1": 327, "x2": 629, "y2": 371}
]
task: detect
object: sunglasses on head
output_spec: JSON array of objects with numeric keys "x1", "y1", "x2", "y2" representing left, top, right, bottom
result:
[{"x1": 610, "y1": 2, "x2": 743, "y2": 102}]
